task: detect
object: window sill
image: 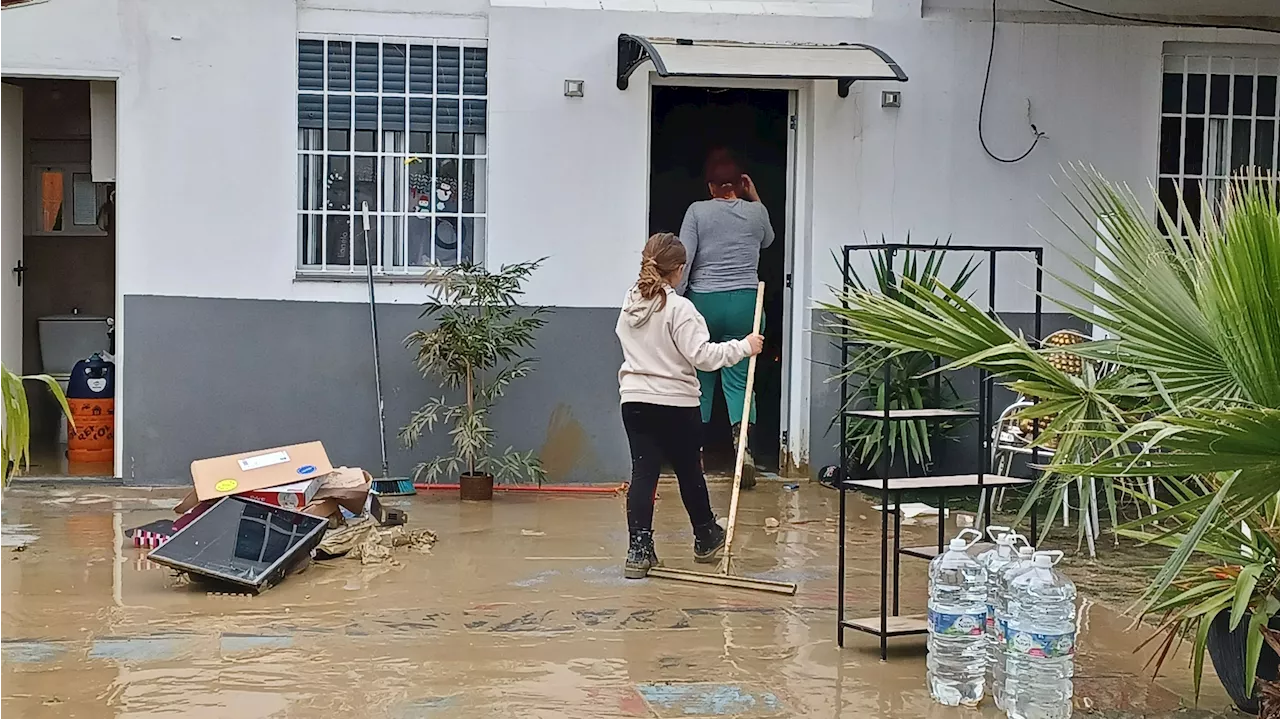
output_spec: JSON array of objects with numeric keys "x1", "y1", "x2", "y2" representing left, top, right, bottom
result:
[{"x1": 294, "y1": 270, "x2": 437, "y2": 284}]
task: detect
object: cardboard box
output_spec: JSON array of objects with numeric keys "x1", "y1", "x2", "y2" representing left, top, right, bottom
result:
[
  {"x1": 302, "y1": 467, "x2": 373, "y2": 523},
  {"x1": 189, "y1": 441, "x2": 333, "y2": 501},
  {"x1": 238, "y1": 477, "x2": 323, "y2": 510}
]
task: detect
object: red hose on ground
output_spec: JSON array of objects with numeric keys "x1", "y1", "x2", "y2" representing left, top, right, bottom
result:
[{"x1": 413, "y1": 483, "x2": 625, "y2": 494}]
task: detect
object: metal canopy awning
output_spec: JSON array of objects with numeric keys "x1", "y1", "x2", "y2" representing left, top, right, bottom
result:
[{"x1": 616, "y1": 34, "x2": 907, "y2": 98}]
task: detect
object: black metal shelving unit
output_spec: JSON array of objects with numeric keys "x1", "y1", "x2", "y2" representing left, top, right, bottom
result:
[{"x1": 834, "y1": 243, "x2": 1044, "y2": 660}]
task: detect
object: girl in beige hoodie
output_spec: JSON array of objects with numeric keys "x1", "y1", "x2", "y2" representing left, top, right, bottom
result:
[{"x1": 615, "y1": 233, "x2": 763, "y2": 579}]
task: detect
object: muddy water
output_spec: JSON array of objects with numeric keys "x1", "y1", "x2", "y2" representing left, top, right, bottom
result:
[{"x1": 2, "y1": 483, "x2": 1231, "y2": 718}]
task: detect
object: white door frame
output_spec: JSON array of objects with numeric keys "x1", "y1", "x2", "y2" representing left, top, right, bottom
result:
[
  {"x1": 646, "y1": 74, "x2": 813, "y2": 476},
  {"x1": 2, "y1": 83, "x2": 24, "y2": 374},
  {"x1": 3, "y1": 75, "x2": 123, "y2": 479}
]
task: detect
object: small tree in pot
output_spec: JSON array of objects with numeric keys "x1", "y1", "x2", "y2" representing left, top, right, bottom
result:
[{"x1": 400, "y1": 260, "x2": 549, "y2": 500}]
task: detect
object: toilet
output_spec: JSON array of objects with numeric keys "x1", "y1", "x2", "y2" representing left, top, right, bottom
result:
[{"x1": 37, "y1": 314, "x2": 113, "y2": 444}]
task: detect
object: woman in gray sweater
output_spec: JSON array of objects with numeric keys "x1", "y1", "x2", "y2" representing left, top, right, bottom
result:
[{"x1": 677, "y1": 151, "x2": 775, "y2": 488}]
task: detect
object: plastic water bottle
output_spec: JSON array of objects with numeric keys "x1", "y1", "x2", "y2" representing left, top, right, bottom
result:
[
  {"x1": 976, "y1": 529, "x2": 1028, "y2": 700},
  {"x1": 1005, "y1": 550, "x2": 1076, "y2": 719},
  {"x1": 926, "y1": 528, "x2": 988, "y2": 706},
  {"x1": 993, "y1": 544, "x2": 1036, "y2": 710}
]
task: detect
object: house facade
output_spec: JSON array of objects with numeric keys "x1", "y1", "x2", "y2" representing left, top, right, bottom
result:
[{"x1": 2, "y1": 0, "x2": 1277, "y2": 482}]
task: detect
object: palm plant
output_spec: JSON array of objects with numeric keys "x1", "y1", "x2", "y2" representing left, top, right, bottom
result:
[
  {"x1": 399, "y1": 260, "x2": 549, "y2": 486},
  {"x1": 825, "y1": 168, "x2": 1280, "y2": 704},
  {"x1": 3, "y1": 363, "x2": 73, "y2": 486},
  {"x1": 824, "y1": 242, "x2": 975, "y2": 476}
]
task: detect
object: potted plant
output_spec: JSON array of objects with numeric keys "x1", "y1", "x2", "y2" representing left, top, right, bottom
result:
[
  {"x1": 1118, "y1": 477, "x2": 1280, "y2": 714},
  {"x1": 3, "y1": 363, "x2": 73, "y2": 486},
  {"x1": 824, "y1": 241, "x2": 975, "y2": 478},
  {"x1": 400, "y1": 260, "x2": 549, "y2": 500}
]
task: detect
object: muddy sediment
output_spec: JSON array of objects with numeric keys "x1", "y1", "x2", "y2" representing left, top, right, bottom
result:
[{"x1": 2, "y1": 482, "x2": 1233, "y2": 717}]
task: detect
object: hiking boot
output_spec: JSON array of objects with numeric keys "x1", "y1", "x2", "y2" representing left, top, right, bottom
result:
[
  {"x1": 732, "y1": 423, "x2": 758, "y2": 490},
  {"x1": 624, "y1": 528, "x2": 659, "y2": 579},
  {"x1": 693, "y1": 520, "x2": 726, "y2": 563}
]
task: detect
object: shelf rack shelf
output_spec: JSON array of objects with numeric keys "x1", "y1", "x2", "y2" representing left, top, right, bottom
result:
[{"x1": 834, "y1": 242, "x2": 1044, "y2": 661}]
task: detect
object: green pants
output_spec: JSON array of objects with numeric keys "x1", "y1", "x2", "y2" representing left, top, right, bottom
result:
[{"x1": 688, "y1": 289, "x2": 759, "y2": 426}]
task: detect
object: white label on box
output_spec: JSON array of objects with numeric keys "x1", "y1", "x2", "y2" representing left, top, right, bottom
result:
[{"x1": 237, "y1": 450, "x2": 290, "y2": 472}]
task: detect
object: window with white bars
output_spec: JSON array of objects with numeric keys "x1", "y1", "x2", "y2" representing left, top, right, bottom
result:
[
  {"x1": 1158, "y1": 47, "x2": 1279, "y2": 234},
  {"x1": 297, "y1": 37, "x2": 488, "y2": 274}
]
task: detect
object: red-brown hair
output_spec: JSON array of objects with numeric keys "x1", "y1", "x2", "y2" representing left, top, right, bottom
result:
[{"x1": 704, "y1": 149, "x2": 745, "y2": 199}]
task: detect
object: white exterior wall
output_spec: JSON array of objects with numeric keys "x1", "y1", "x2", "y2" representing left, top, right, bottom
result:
[{"x1": 5, "y1": 0, "x2": 1275, "y2": 310}]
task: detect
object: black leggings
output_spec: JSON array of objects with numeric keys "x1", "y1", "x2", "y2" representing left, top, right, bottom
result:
[{"x1": 622, "y1": 402, "x2": 715, "y2": 531}]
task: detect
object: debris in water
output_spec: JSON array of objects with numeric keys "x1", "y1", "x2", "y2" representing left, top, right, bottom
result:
[
  {"x1": 521, "y1": 529, "x2": 545, "y2": 537},
  {"x1": 764, "y1": 518, "x2": 780, "y2": 529}
]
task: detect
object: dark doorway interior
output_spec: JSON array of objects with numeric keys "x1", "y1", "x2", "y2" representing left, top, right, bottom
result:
[{"x1": 648, "y1": 86, "x2": 789, "y2": 473}]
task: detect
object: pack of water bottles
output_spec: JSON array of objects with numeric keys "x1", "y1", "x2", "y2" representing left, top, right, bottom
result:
[{"x1": 926, "y1": 526, "x2": 1077, "y2": 717}]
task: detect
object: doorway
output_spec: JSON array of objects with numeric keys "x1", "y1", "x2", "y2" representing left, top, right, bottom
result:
[
  {"x1": 648, "y1": 86, "x2": 790, "y2": 474},
  {"x1": 1, "y1": 77, "x2": 118, "y2": 477}
]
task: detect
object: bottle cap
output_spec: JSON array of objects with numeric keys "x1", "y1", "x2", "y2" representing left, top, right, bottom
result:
[
  {"x1": 1032, "y1": 550, "x2": 1064, "y2": 567},
  {"x1": 1017, "y1": 545, "x2": 1035, "y2": 558},
  {"x1": 949, "y1": 537, "x2": 969, "y2": 552}
]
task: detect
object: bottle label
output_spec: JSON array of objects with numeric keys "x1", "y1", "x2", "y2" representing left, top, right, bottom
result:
[
  {"x1": 1005, "y1": 628, "x2": 1076, "y2": 658},
  {"x1": 928, "y1": 609, "x2": 986, "y2": 636}
]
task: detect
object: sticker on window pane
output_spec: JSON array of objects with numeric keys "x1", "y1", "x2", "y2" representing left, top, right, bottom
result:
[
  {"x1": 408, "y1": 159, "x2": 432, "y2": 216},
  {"x1": 40, "y1": 170, "x2": 64, "y2": 232},
  {"x1": 437, "y1": 46, "x2": 460, "y2": 95},
  {"x1": 435, "y1": 217, "x2": 459, "y2": 266},
  {"x1": 408, "y1": 216, "x2": 431, "y2": 266},
  {"x1": 437, "y1": 99, "x2": 459, "y2": 155},
  {"x1": 299, "y1": 214, "x2": 322, "y2": 266},
  {"x1": 328, "y1": 41, "x2": 352, "y2": 92},
  {"x1": 462, "y1": 159, "x2": 485, "y2": 213},
  {"x1": 409, "y1": 98, "x2": 432, "y2": 154},
  {"x1": 326, "y1": 215, "x2": 353, "y2": 267},
  {"x1": 72, "y1": 173, "x2": 97, "y2": 226},
  {"x1": 435, "y1": 159, "x2": 458, "y2": 214},
  {"x1": 326, "y1": 155, "x2": 350, "y2": 211}
]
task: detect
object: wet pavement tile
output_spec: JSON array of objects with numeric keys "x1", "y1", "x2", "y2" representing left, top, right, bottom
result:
[{"x1": 1, "y1": 483, "x2": 1235, "y2": 717}]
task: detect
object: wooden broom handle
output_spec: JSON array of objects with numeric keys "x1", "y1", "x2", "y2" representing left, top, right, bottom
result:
[{"x1": 719, "y1": 281, "x2": 765, "y2": 575}]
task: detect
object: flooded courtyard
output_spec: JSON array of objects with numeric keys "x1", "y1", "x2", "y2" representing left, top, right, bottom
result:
[{"x1": 2, "y1": 481, "x2": 1232, "y2": 718}]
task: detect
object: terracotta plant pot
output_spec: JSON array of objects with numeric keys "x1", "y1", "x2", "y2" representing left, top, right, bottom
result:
[
  {"x1": 459, "y1": 472, "x2": 495, "y2": 501},
  {"x1": 1206, "y1": 610, "x2": 1280, "y2": 715}
]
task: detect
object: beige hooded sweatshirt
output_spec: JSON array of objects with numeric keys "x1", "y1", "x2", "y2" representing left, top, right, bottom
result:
[{"x1": 616, "y1": 285, "x2": 752, "y2": 407}]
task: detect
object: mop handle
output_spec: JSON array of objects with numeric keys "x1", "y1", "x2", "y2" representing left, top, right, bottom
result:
[
  {"x1": 361, "y1": 203, "x2": 391, "y2": 480},
  {"x1": 719, "y1": 281, "x2": 765, "y2": 575}
]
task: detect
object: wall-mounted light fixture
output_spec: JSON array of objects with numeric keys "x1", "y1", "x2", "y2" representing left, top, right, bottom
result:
[
  {"x1": 881, "y1": 90, "x2": 901, "y2": 108},
  {"x1": 564, "y1": 79, "x2": 585, "y2": 98}
]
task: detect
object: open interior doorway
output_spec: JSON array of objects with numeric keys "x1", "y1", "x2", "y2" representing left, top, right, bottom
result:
[
  {"x1": 1, "y1": 77, "x2": 117, "y2": 478},
  {"x1": 648, "y1": 86, "x2": 789, "y2": 474}
]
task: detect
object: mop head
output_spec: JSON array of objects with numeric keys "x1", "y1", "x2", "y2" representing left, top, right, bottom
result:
[{"x1": 372, "y1": 477, "x2": 417, "y2": 496}]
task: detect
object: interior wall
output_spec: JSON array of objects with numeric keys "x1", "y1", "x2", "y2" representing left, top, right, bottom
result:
[{"x1": 15, "y1": 79, "x2": 116, "y2": 439}]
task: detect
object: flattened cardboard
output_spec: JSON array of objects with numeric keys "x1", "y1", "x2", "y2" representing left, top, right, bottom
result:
[{"x1": 190, "y1": 442, "x2": 333, "y2": 501}]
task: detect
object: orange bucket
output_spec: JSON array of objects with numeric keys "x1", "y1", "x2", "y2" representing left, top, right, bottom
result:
[{"x1": 68, "y1": 398, "x2": 114, "y2": 463}]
